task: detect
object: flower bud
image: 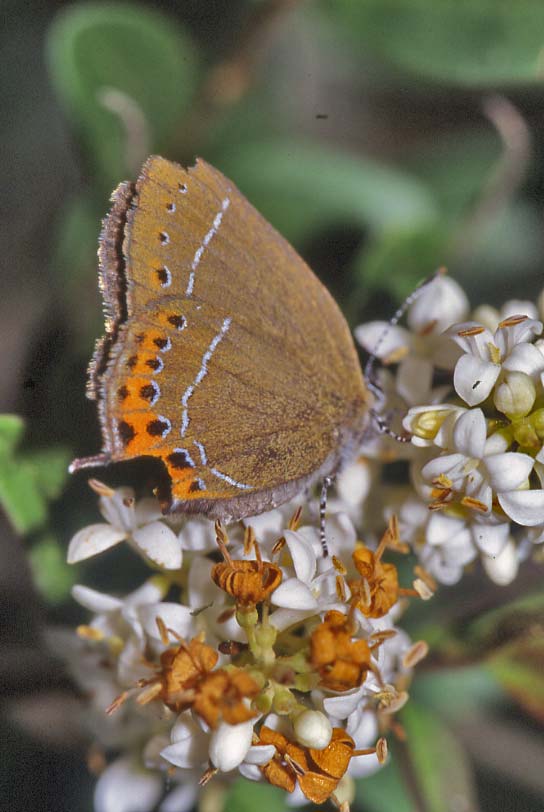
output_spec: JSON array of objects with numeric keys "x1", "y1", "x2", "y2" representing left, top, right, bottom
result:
[
  {"x1": 208, "y1": 719, "x2": 254, "y2": 772},
  {"x1": 482, "y1": 540, "x2": 519, "y2": 586},
  {"x1": 494, "y1": 371, "x2": 535, "y2": 418},
  {"x1": 293, "y1": 709, "x2": 333, "y2": 750}
]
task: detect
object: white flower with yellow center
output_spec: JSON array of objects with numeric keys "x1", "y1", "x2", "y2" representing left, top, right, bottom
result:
[
  {"x1": 446, "y1": 315, "x2": 544, "y2": 407},
  {"x1": 68, "y1": 481, "x2": 182, "y2": 570},
  {"x1": 420, "y1": 408, "x2": 535, "y2": 521}
]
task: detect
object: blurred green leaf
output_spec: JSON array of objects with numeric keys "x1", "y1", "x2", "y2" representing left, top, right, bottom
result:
[
  {"x1": 53, "y1": 194, "x2": 101, "y2": 284},
  {"x1": 411, "y1": 665, "x2": 503, "y2": 718},
  {"x1": 487, "y1": 640, "x2": 544, "y2": 724},
  {"x1": 408, "y1": 132, "x2": 502, "y2": 222},
  {"x1": 350, "y1": 223, "x2": 448, "y2": 306},
  {"x1": 27, "y1": 448, "x2": 72, "y2": 501},
  {"x1": 219, "y1": 140, "x2": 437, "y2": 245},
  {"x1": 399, "y1": 702, "x2": 480, "y2": 812},
  {"x1": 0, "y1": 460, "x2": 48, "y2": 534},
  {"x1": 47, "y1": 2, "x2": 198, "y2": 191},
  {"x1": 224, "y1": 778, "x2": 289, "y2": 812},
  {"x1": 355, "y1": 755, "x2": 416, "y2": 812},
  {"x1": 465, "y1": 589, "x2": 544, "y2": 645},
  {"x1": 29, "y1": 534, "x2": 76, "y2": 604},
  {"x1": 0, "y1": 414, "x2": 25, "y2": 457},
  {"x1": 334, "y1": 0, "x2": 544, "y2": 87},
  {"x1": 0, "y1": 415, "x2": 70, "y2": 534}
]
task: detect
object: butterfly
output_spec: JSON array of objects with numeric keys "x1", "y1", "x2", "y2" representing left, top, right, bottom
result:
[{"x1": 70, "y1": 156, "x2": 371, "y2": 521}]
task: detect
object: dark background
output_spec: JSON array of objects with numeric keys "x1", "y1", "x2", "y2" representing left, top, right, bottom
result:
[{"x1": 2, "y1": 1, "x2": 544, "y2": 810}]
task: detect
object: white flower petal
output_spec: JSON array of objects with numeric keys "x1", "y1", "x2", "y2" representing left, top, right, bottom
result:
[
  {"x1": 354, "y1": 322, "x2": 412, "y2": 358},
  {"x1": 421, "y1": 453, "x2": 467, "y2": 483},
  {"x1": 498, "y1": 489, "x2": 544, "y2": 526},
  {"x1": 336, "y1": 460, "x2": 372, "y2": 507},
  {"x1": 160, "y1": 784, "x2": 198, "y2": 812},
  {"x1": 238, "y1": 763, "x2": 264, "y2": 782},
  {"x1": 99, "y1": 488, "x2": 136, "y2": 530},
  {"x1": 244, "y1": 509, "x2": 287, "y2": 544},
  {"x1": 501, "y1": 301, "x2": 539, "y2": 321},
  {"x1": 454, "y1": 354, "x2": 499, "y2": 406},
  {"x1": 94, "y1": 757, "x2": 163, "y2": 812},
  {"x1": 484, "y1": 431, "x2": 510, "y2": 455},
  {"x1": 425, "y1": 512, "x2": 467, "y2": 546},
  {"x1": 179, "y1": 518, "x2": 217, "y2": 552},
  {"x1": 346, "y1": 708, "x2": 378, "y2": 747},
  {"x1": 482, "y1": 540, "x2": 519, "y2": 585},
  {"x1": 134, "y1": 497, "x2": 163, "y2": 526},
  {"x1": 484, "y1": 452, "x2": 534, "y2": 492},
  {"x1": 162, "y1": 715, "x2": 208, "y2": 769},
  {"x1": 138, "y1": 602, "x2": 194, "y2": 642},
  {"x1": 408, "y1": 275, "x2": 469, "y2": 333},
  {"x1": 496, "y1": 317, "x2": 542, "y2": 354},
  {"x1": 397, "y1": 356, "x2": 434, "y2": 406},
  {"x1": 271, "y1": 578, "x2": 319, "y2": 610},
  {"x1": 124, "y1": 577, "x2": 168, "y2": 607},
  {"x1": 471, "y1": 522, "x2": 510, "y2": 557},
  {"x1": 465, "y1": 471, "x2": 492, "y2": 513},
  {"x1": 268, "y1": 606, "x2": 320, "y2": 632},
  {"x1": 132, "y1": 522, "x2": 182, "y2": 569},
  {"x1": 209, "y1": 719, "x2": 254, "y2": 772},
  {"x1": 283, "y1": 530, "x2": 316, "y2": 583},
  {"x1": 71, "y1": 584, "x2": 123, "y2": 613},
  {"x1": 117, "y1": 635, "x2": 149, "y2": 684},
  {"x1": 244, "y1": 744, "x2": 276, "y2": 765},
  {"x1": 452, "y1": 408, "x2": 487, "y2": 458},
  {"x1": 67, "y1": 524, "x2": 126, "y2": 563},
  {"x1": 323, "y1": 687, "x2": 365, "y2": 720},
  {"x1": 502, "y1": 342, "x2": 544, "y2": 378},
  {"x1": 349, "y1": 752, "x2": 382, "y2": 779},
  {"x1": 446, "y1": 322, "x2": 494, "y2": 356}
]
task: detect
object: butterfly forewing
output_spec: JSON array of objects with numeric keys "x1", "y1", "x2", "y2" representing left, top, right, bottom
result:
[{"x1": 83, "y1": 156, "x2": 370, "y2": 520}]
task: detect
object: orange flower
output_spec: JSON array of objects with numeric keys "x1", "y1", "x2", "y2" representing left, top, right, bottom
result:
[
  {"x1": 349, "y1": 545, "x2": 400, "y2": 618},
  {"x1": 212, "y1": 521, "x2": 282, "y2": 607},
  {"x1": 310, "y1": 610, "x2": 371, "y2": 692},
  {"x1": 158, "y1": 635, "x2": 219, "y2": 713},
  {"x1": 347, "y1": 517, "x2": 418, "y2": 619},
  {"x1": 259, "y1": 726, "x2": 358, "y2": 805},
  {"x1": 192, "y1": 667, "x2": 260, "y2": 728}
]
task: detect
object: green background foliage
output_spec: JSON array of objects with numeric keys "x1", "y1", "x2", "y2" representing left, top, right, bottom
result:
[{"x1": 2, "y1": 1, "x2": 544, "y2": 810}]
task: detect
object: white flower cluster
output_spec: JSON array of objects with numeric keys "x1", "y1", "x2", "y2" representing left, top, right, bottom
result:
[
  {"x1": 65, "y1": 482, "x2": 425, "y2": 812},
  {"x1": 62, "y1": 274, "x2": 544, "y2": 811},
  {"x1": 356, "y1": 274, "x2": 544, "y2": 587}
]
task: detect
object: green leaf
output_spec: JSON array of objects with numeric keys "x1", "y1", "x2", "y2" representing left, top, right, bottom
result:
[
  {"x1": 0, "y1": 414, "x2": 25, "y2": 457},
  {"x1": 351, "y1": 223, "x2": 449, "y2": 305},
  {"x1": 29, "y1": 535, "x2": 76, "y2": 604},
  {"x1": 464, "y1": 589, "x2": 544, "y2": 645},
  {"x1": 354, "y1": 756, "x2": 416, "y2": 812},
  {"x1": 0, "y1": 416, "x2": 70, "y2": 534},
  {"x1": 26, "y1": 447, "x2": 72, "y2": 501},
  {"x1": 218, "y1": 140, "x2": 437, "y2": 245},
  {"x1": 224, "y1": 778, "x2": 289, "y2": 812},
  {"x1": 399, "y1": 701, "x2": 480, "y2": 812},
  {"x1": 407, "y1": 132, "x2": 502, "y2": 222},
  {"x1": 0, "y1": 459, "x2": 49, "y2": 534},
  {"x1": 47, "y1": 2, "x2": 198, "y2": 191},
  {"x1": 411, "y1": 665, "x2": 503, "y2": 718},
  {"x1": 487, "y1": 647, "x2": 544, "y2": 724},
  {"x1": 334, "y1": 0, "x2": 544, "y2": 87}
]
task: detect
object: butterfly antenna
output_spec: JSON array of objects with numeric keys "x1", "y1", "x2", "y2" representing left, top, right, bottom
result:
[
  {"x1": 364, "y1": 269, "x2": 444, "y2": 394},
  {"x1": 319, "y1": 475, "x2": 334, "y2": 557},
  {"x1": 364, "y1": 269, "x2": 444, "y2": 442}
]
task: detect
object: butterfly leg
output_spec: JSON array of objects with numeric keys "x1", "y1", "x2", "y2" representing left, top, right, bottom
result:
[{"x1": 319, "y1": 475, "x2": 335, "y2": 558}]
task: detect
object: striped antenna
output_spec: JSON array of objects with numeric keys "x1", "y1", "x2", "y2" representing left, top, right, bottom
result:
[{"x1": 365, "y1": 269, "x2": 444, "y2": 441}]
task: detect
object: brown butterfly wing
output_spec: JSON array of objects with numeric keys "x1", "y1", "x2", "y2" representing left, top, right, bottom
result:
[{"x1": 77, "y1": 156, "x2": 370, "y2": 520}]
